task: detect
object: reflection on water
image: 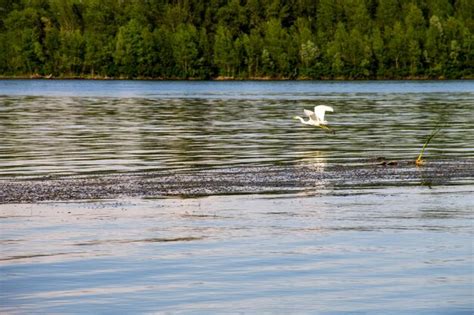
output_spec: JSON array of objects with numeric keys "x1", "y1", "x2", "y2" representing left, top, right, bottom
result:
[
  {"x1": 297, "y1": 152, "x2": 327, "y2": 171},
  {"x1": 1, "y1": 81, "x2": 473, "y2": 178},
  {"x1": 1, "y1": 188, "x2": 473, "y2": 313},
  {"x1": 0, "y1": 81, "x2": 473, "y2": 313}
]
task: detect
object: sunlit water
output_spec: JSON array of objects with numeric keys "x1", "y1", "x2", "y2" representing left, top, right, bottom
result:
[
  {"x1": 1, "y1": 80, "x2": 473, "y2": 313},
  {"x1": 1, "y1": 80, "x2": 473, "y2": 177}
]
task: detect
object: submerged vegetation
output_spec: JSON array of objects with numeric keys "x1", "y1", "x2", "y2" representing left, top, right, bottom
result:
[{"x1": 0, "y1": 0, "x2": 472, "y2": 79}]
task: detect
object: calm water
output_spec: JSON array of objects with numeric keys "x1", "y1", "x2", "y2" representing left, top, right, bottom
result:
[
  {"x1": 1, "y1": 80, "x2": 473, "y2": 313},
  {"x1": 0, "y1": 80, "x2": 473, "y2": 177}
]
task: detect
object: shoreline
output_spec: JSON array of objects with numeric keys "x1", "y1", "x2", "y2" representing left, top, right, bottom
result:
[{"x1": 1, "y1": 75, "x2": 473, "y2": 81}]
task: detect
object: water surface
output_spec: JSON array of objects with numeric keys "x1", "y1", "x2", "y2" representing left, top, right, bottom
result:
[
  {"x1": 1, "y1": 80, "x2": 472, "y2": 178},
  {"x1": 0, "y1": 80, "x2": 473, "y2": 313}
]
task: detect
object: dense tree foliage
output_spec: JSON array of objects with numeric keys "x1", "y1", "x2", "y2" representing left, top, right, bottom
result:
[{"x1": 0, "y1": 0, "x2": 472, "y2": 79}]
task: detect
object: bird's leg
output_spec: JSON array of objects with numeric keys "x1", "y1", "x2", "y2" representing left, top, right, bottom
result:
[{"x1": 319, "y1": 124, "x2": 336, "y2": 134}]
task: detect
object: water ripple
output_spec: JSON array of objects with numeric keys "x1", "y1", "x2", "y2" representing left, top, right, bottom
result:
[{"x1": 1, "y1": 82, "x2": 473, "y2": 178}]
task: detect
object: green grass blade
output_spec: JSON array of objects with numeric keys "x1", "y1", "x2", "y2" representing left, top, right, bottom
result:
[{"x1": 416, "y1": 124, "x2": 443, "y2": 163}]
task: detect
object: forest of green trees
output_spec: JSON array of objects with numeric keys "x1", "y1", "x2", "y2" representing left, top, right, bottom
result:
[{"x1": 0, "y1": 0, "x2": 472, "y2": 79}]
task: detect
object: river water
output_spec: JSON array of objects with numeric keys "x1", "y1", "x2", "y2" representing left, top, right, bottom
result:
[{"x1": 0, "y1": 80, "x2": 473, "y2": 313}]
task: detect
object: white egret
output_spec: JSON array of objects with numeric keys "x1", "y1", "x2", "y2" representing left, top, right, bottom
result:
[{"x1": 293, "y1": 105, "x2": 335, "y2": 133}]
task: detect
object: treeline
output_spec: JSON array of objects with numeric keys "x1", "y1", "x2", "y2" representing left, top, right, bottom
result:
[{"x1": 0, "y1": 0, "x2": 472, "y2": 79}]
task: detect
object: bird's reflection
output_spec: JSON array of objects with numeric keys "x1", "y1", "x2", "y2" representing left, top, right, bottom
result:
[
  {"x1": 297, "y1": 152, "x2": 328, "y2": 173},
  {"x1": 294, "y1": 152, "x2": 331, "y2": 196}
]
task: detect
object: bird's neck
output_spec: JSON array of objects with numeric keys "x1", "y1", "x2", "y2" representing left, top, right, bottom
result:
[{"x1": 295, "y1": 116, "x2": 307, "y2": 124}]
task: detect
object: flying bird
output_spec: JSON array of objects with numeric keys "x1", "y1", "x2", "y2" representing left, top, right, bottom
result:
[{"x1": 293, "y1": 105, "x2": 335, "y2": 133}]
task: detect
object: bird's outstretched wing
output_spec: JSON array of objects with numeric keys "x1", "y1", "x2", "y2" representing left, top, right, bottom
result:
[
  {"x1": 304, "y1": 109, "x2": 316, "y2": 121},
  {"x1": 313, "y1": 105, "x2": 333, "y2": 123}
]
